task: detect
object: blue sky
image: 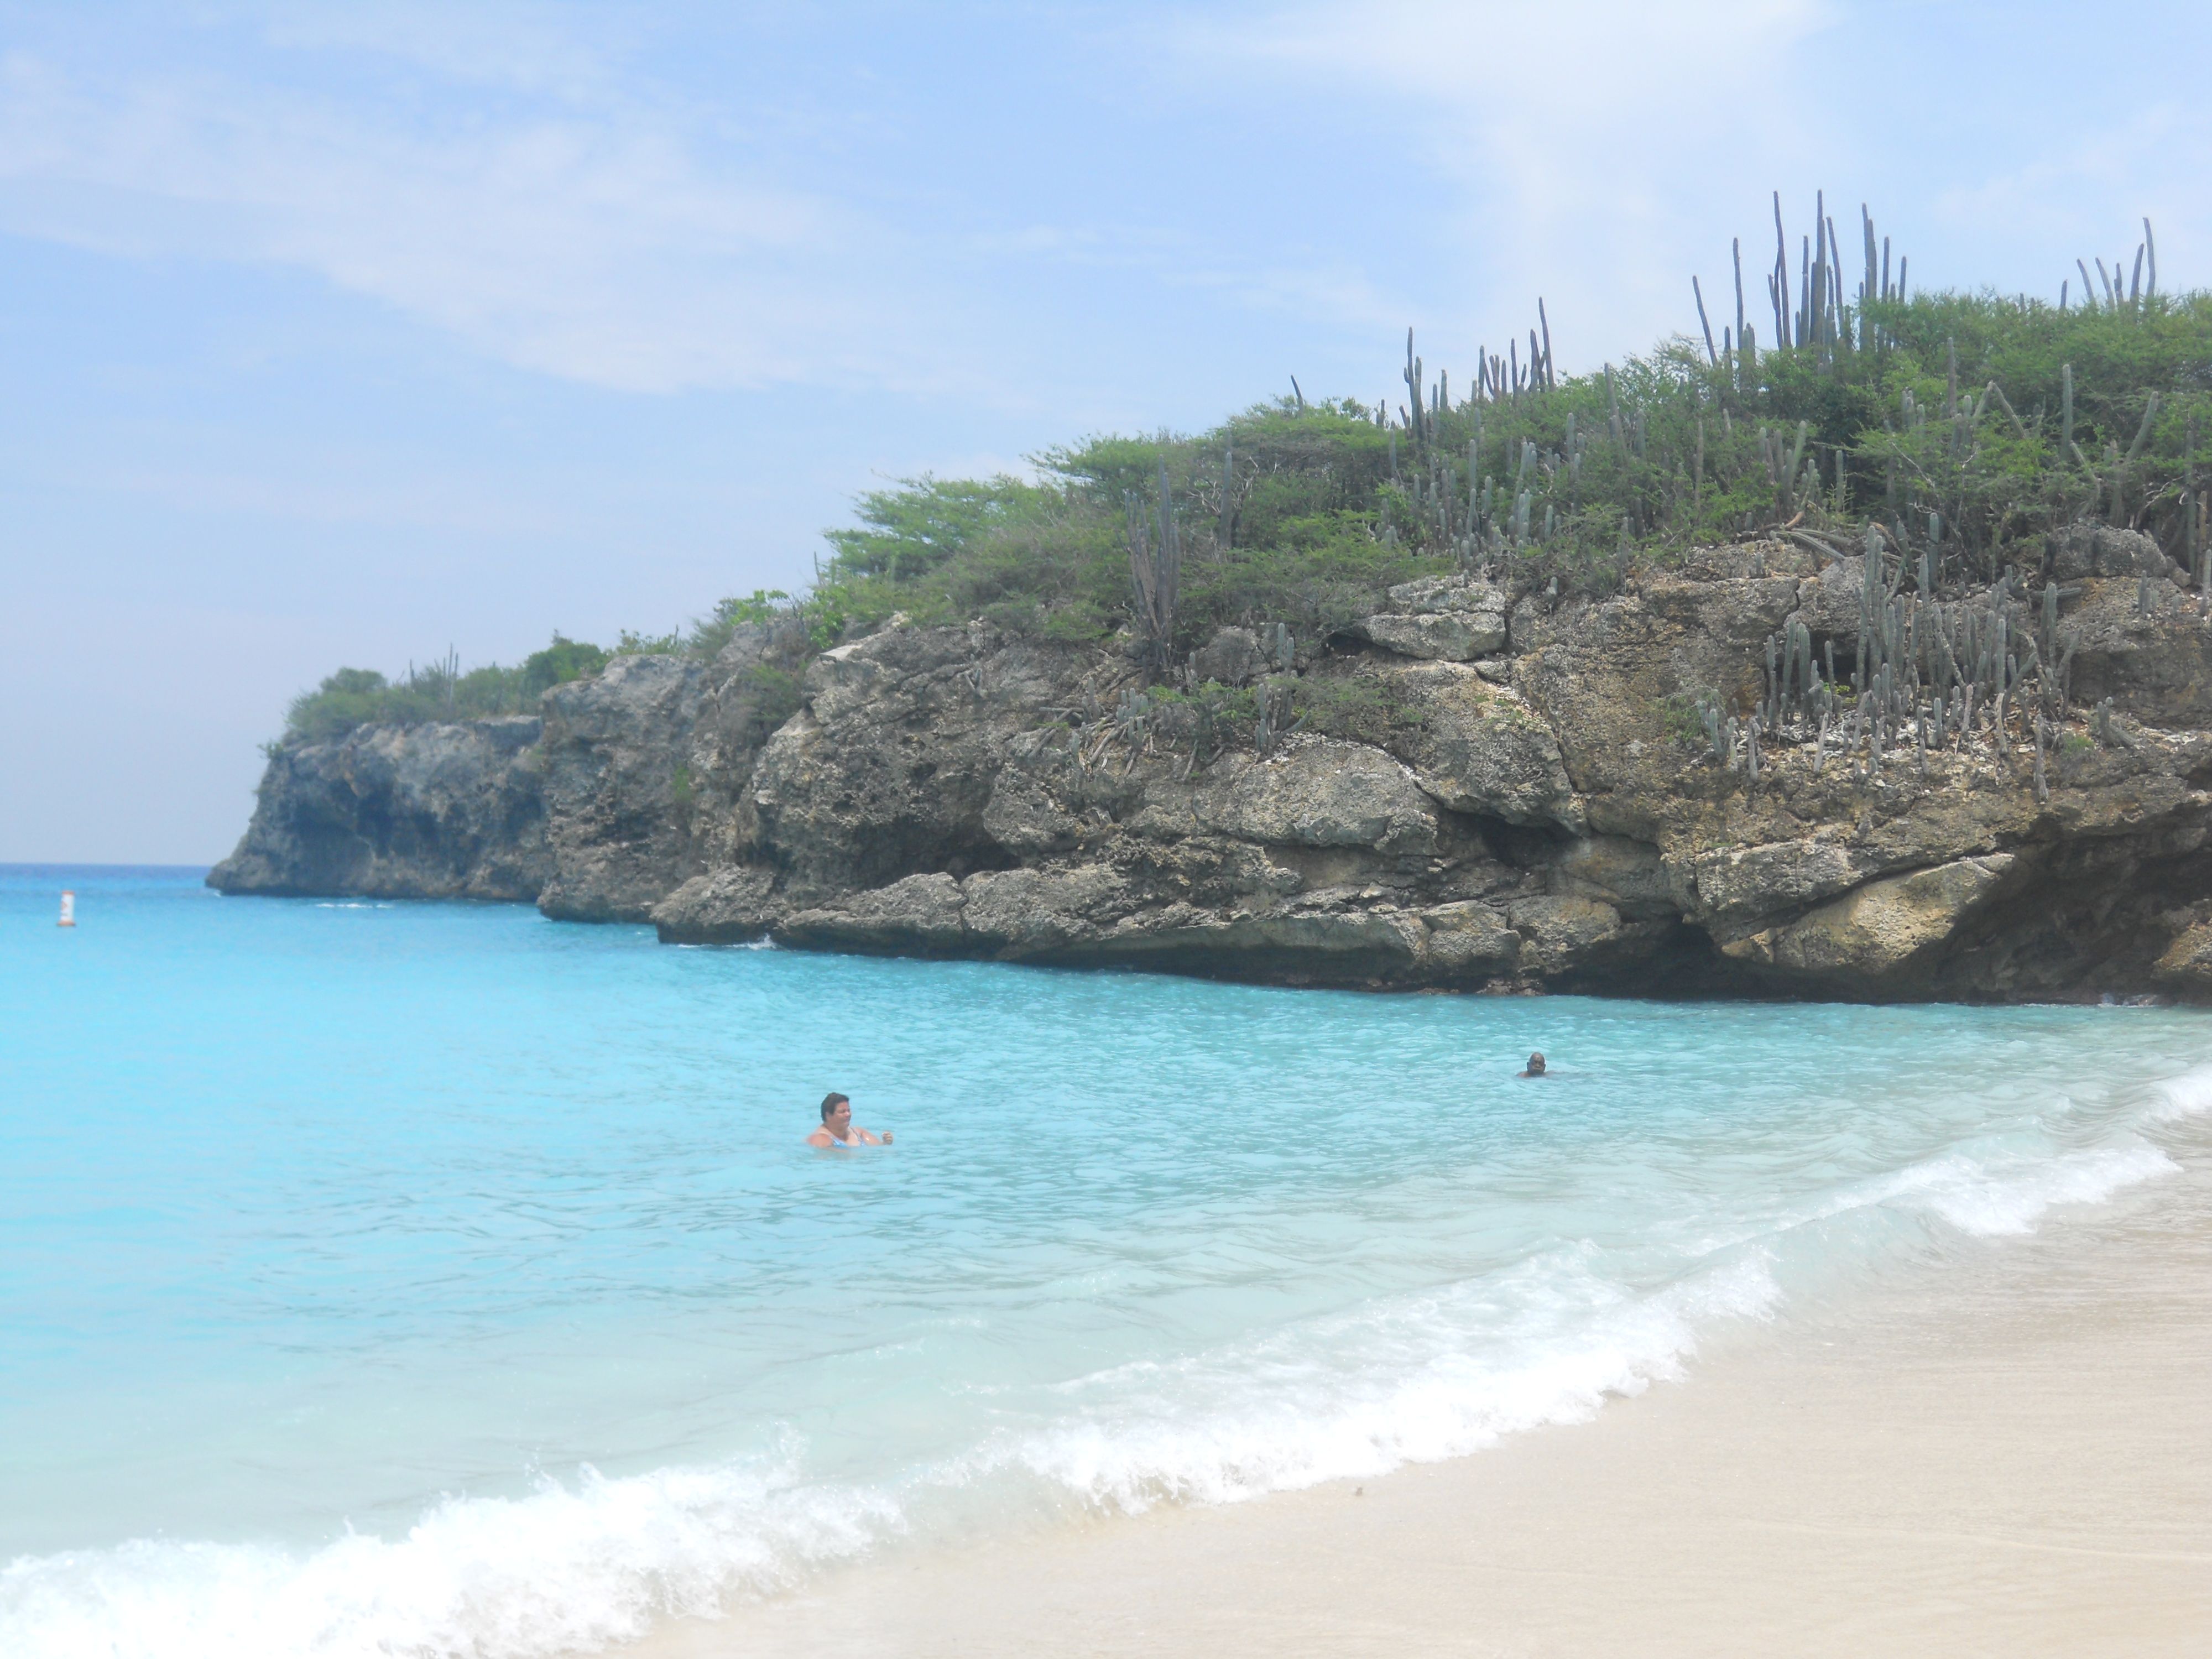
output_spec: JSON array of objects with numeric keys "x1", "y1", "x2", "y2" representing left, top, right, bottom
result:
[{"x1": 3, "y1": 1, "x2": 2207, "y2": 862}]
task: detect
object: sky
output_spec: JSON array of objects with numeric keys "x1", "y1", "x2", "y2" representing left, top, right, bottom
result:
[{"x1": 2, "y1": 1, "x2": 2207, "y2": 863}]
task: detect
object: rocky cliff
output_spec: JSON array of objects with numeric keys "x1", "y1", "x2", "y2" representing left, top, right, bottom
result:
[
  {"x1": 212, "y1": 716, "x2": 552, "y2": 900},
  {"x1": 212, "y1": 529, "x2": 2212, "y2": 1002}
]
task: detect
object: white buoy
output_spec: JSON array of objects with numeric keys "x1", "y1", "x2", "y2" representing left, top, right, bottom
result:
[{"x1": 58, "y1": 890, "x2": 76, "y2": 927}]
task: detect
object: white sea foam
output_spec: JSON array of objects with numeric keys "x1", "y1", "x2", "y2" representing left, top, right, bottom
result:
[
  {"x1": 0, "y1": 1253, "x2": 1786, "y2": 1659},
  {"x1": 2146, "y1": 1059, "x2": 2212, "y2": 1121},
  {"x1": 0, "y1": 1461, "x2": 902, "y2": 1659},
  {"x1": 4, "y1": 1104, "x2": 2184, "y2": 1659},
  {"x1": 985, "y1": 1251, "x2": 1782, "y2": 1514},
  {"x1": 10, "y1": 1005, "x2": 2206, "y2": 1659},
  {"x1": 1842, "y1": 1140, "x2": 2178, "y2": 1237}
]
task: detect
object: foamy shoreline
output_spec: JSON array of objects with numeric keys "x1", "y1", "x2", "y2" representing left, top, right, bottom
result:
[
  {"x1": 640, "y1": 1126, "x2": 2212, "y2": 1658},
  {"x1": 11, "y1": 928, "x2": 2211, "y2": 1659}
]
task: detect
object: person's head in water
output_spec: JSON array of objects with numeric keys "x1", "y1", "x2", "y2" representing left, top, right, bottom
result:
[
  {"x1": 812, "y1": 1092, "x2": 891, "y2": 1146},
  {"x1": 1520, "y1": 1052, "x2": 1547, "y2": 1077}
]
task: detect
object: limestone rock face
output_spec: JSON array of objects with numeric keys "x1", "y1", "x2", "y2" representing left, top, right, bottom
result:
[
  {"x1": 2155, "y1": 920, "x2": 2212, "y2": 988},
  {"x1": 1502, "y1": 558, "x2": 1801, "y2": 841},
  {"x1": 780, "y1": 872, "x2": 969, "y2": 954},
  {"x1": 1548, "y1": 836, "x2": 1674, "y2": 917},
  {"x1": 1506, "y1": 894, "x2": 1628, "y2": 974},
  {"x1": 744, "y1": 624, "x2": 1031, "y2": 896},
  {"x1": 1189, "y1": 627, "x2": 1265, "y2": 687},
  {"x1": 649, "y1": 865, "x2": 779, "y2": 943},
  {"x1": 961, "y1": 865, "x2": 1134, "y2": 954},
  {"x1": 1354, "y1": 612, "x2": 1496, "y2": 661},
  {"x1": 1372, "y1": 660, "x2": 1579, "y2": 828},
  {"x1": 1386, "y1": 574, "x2": 1511, "y2": 615},
  {"x1": 684, "y1": 624, "x2": 802, "y2": 868},
  {"x1": 1692, "y1": 839, "x2": 1875, "y2": 926},
  {"x1": 1721, "y1": 855, "x2": 2017, "y2": 983},
  {"x1": 1790, "y1": 556, "x2": 1868, "y2": 639},
  {"x1": 2058, "y1": 578, "x2": 2212, "y2": 727},
  {"x1": 2047, "y1": 524, "x2": 2175, "y2": 582},
  {"x1": 215, "y1": 534, "x2": 2212, "y2": 1004},
  {"x1": 1415, "y1": 900, "x2": 1521, "y2": 978},
  {"x1": 208, "y1": 717, "x2": 550, "y2": 900},
  {"x1": 1177, "y1": 742, "x2": 1438, "y2": 853},
  {"x1": 535, "y1": 654, "x2": 709, "y2": 921},
  {"x1": 1353, "y1": 576, "x2": 1509, "y2": 660}
]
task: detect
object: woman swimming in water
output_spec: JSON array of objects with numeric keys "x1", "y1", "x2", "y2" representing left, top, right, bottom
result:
[{"x1": 808, "y1": 1092, "x2": 892, "y2": 1147}]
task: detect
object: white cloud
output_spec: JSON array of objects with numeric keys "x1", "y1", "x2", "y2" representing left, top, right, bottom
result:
[
  {"x1": 1, "y1": 1, "x2": 2190, "y2": 416},
  {"x1": 1177, "y1": 0, "x2": 1835, "y2": 368},
  {"x1": 1932, "y1": 101, "x2": 2211, "y2": 295},
  {"x1": 252, "y1": 0, "x2": 630, "y2": 100},
  {"x1": 1180, "y1": 1, "x2": 2212, "y2": 366},
  {"x1": 1173, "y1": 257, "x2": 1414, "y2": 338},
  {"x1": 70, "y1": 453, "x2": 577, "y2": 539},
  {"x1": 1211, "y1": 0, "x2": 1822, "y2": 108},
  {"x1": 0, "y1": 33, "x2": 968, "y2": 396}
]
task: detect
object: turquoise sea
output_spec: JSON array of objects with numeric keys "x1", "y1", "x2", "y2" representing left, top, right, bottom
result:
[{"x1": 3, "y1": 864, "x2": 2209, "y2": 1658}]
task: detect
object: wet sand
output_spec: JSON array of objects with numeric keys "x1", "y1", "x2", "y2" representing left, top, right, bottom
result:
[{"x1": 643, "y1": 1137, "x2": 2212, "y2": 1658}]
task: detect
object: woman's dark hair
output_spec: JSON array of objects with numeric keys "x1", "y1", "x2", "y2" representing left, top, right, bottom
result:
[{"x1": 820, "y1": 1092, "x2": 851, "y2": 1121}]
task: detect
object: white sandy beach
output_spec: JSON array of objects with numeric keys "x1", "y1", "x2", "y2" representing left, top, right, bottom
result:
[{"x1": 641, "y1": 1129, "x2": 2212, "y2": 1658}]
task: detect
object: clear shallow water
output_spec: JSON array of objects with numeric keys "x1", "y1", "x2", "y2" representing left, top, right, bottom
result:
[{"x1": 3, "y1": 864, "x2": 2209, "y2": 1658}]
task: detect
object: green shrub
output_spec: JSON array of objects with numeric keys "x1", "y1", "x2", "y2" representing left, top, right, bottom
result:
[
  {"x1": 285, "y1": 667, "x2": 401, "y2": 743},
  {"x1": 731, "y1": 662, "x2": 806, "y2": 745},
  {"x1": 1289, "y1": 674, "x2": 1423, "y2": 745},
  {"x1": 763, "y1": 277, "x2": 2208, "y2": 665},
  {"x1": 686, "y1": 591, "x2": 793, "y2": 659},
  {"x1": 274, "y1": 216, "x2": 2212, "y2": 750},
  {"x1": 1655, "y1": 693, "x2": 1707, "y2": 747},
  {"x1": 520, "y1": 634, "x2": 608, "y2": 696},
  {"x1": 286, "y1": 639, "x2": 604, "y2": 742},
  {"x1": 825, "y1": 476, "x2": 1050, "y2": 580}
]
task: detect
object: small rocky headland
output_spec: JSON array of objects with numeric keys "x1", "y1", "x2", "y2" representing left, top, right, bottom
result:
[{"x1": 215, "y1": 204, "x2": 2212, "y2": 1003}]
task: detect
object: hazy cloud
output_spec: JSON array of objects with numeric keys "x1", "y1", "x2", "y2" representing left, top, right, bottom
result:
[
  {"x1": 1933, "y1": 100, "x2": 2210, "y2": 288},
  {"x1": 1177, "y1": 0, "x2": 1833, "y2": 365},
  {"x1": 0, "y1": 43, "x2": 920, "y2": 392},
  {"x1": 1180, "y1": 0, "x2": 2205, "y2": 367},
  {"x1": 252, "y1": 0, "x2": 633, "y2": 100}
]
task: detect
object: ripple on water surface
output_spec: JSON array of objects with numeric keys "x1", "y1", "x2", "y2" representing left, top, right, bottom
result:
[{"x1": 2, "y1": 865, "x2": 2208, "y2": 1657}]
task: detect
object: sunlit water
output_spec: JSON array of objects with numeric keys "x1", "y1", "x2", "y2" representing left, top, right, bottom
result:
[{"x1": 3, "y1": 864, "x2": 2209, "y2": 1658}]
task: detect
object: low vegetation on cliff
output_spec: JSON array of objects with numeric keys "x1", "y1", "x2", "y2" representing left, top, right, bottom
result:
[
  {"x1": 278, "y1": 197, "x2": 2209, "y2": 744},
  {"x1": 283, "y1": 635, "x2": 609, "y2": 743},
  {"x1": 803, "y1": 208, "x2": 2208, "y2": 659}
]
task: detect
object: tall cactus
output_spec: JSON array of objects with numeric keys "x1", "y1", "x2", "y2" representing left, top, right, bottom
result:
[
  {"x1": 1733, "y1": 237, "x2": 1746, "y2": 348},
  {"x1": 1217, "y1": 436, "x2": 1236, "y2": 549},
  {"x1": 1403, "y1": 328, "x2": 1425, "y2": 447},
  {"x1": 1771, "y1": 191, "x2": 1790, "y2": 346},
  {"x1": 1126, "y1": 458, "x2": 1182, "y2": 675}
]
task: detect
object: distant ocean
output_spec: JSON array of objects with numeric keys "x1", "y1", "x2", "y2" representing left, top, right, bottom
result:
[{"x1": 4, "y1": 864, "x2": 2209, "y2": 1659}]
